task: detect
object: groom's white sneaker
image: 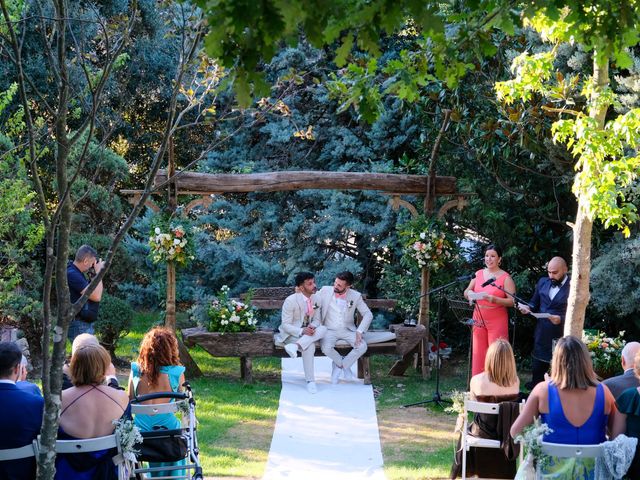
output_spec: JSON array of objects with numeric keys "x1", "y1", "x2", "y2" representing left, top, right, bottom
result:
[
  {"x1": 306, "y1": 381, "x2": 317, "y2": 394},
  {"x1": 284, "y1": 343, "x2": 298, "y2": 358},
  {"x1": 343, "y1": 366, "x2": 354, "y2": 381},
  {"x1": 331, "y1": 363, "x2": 341, "y2": 384}
]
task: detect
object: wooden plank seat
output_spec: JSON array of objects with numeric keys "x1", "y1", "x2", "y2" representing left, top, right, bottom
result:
[{"x1": 182, "y1": 287, "x2": 426, "y2": 384}]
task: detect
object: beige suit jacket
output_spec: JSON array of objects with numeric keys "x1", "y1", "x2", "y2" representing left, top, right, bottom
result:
[
  {"x1": 314, "y1": 285, "x2": 373, "y2": 333},
  {"x1": 274, "y1": 292, "x2": 319, "y2": 345}
]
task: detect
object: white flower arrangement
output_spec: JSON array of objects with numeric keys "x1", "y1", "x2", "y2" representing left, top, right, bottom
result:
[
  {"x1": 112, "y1": 418, "x2": 143, "y2": 480},
  {"x1": 208, "y1": 285, "x2": 258, "y2": 333},
  {"x1": 514, "y1": 418, "x2": 554, "y2": 470},
  {"x1": 148, "y1": 225, "x2": 194, "y2": 266},
  {"x1": 398, "y1": 216, "x2": 456, "y2": 271}
]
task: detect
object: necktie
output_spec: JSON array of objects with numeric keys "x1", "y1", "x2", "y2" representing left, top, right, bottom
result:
[{"x1": 306, "y1": 297, "x2": 313, "y2": 316}]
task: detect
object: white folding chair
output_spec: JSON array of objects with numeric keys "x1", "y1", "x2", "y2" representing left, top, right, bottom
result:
[
  {"x1": 536, "y1": 439, "x2": 603, "y2": 479},
  {"x1": 461, "y1": 393, "x2": 524, "y2": 479},
  {"x1": 55, "y1": 433, "x2": 119, "y2": 454},
  {"x1": 0, "y1": 440, "x2": 39, "y2": 461},
  {"x1": 538, "y1": 439, "x2": 603, "y2": 458}
]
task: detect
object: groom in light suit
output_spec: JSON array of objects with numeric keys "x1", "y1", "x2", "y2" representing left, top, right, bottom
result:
[
  {"x1": 276, "y1": 272, "x2": 327, "y2": 393},
  {"x1": 316, "y1": 271, "x2": 373, "y2": 384}
]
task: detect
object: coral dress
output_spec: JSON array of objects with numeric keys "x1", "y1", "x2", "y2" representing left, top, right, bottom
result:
[{"x1": 471, "y1": 270, "x2": 510, "y2": 375}]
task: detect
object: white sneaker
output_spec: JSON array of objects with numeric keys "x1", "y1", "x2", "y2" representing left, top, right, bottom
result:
[
  {"x1": 331, "y1": 363, "x2": 342, "y2": 384},
  {"x1": 284, "y1": 343, "x2": 298, "y2": 359},
  {"x1": 343, "y1": 366, "x2": 354, "y2": 381},
  {"x1": 306, "y1": 382, "x2": 317, "y2": 394}
]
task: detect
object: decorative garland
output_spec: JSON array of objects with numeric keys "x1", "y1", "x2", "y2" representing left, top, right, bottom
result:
[{"x1": 398, "y1": 215, "x2": 456, "y2": 271}]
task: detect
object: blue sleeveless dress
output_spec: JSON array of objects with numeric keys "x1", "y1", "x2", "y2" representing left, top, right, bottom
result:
[
  {"x1": 55, "y1": 388, "x2": 131, "y2": 480},
  {"x1": 538, "y1": 383, "x2": 607, "y2": 479},
  {"x1": 131, "y1": 362, "x2": 186, "y2": 478}
]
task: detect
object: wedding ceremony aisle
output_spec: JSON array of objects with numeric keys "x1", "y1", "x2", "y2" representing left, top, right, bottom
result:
[{"x1": 262, "y1": 357, "x2": 387, "y2": 480}]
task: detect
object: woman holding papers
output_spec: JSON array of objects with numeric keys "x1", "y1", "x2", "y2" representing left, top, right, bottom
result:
[{"x1": 463, "y1": 245, "x2": 516, "y2": 375}]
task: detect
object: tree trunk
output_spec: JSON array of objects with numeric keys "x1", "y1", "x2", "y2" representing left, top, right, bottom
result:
[
  {"x1": 166, "y1": 261, "x2": 176, "y2": 330},
  {"x1": 418, "y1": 267, "x2": 430, "y2": 378},
  {"x1": 564, "y1": 54, "x2": 609, "y2": 337}
]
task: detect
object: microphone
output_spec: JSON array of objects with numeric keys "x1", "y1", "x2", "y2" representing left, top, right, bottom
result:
[
  {"x1": 456, "y1": 274, "x2": 474, "y2": 281},
  {"x1": 481, "y1": 277, "x2": 496, "y2": 287}
]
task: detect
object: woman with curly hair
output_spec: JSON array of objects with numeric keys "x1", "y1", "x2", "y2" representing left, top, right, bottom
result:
[{"x1": 128, "y1": 326, "x2": 186, "y2": 477}]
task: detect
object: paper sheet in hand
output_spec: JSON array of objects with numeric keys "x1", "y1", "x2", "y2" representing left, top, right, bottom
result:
[
  {"x1": 468, "y1": 292, "x2": 487, "y2": 301},
  {"x1": 531, "y1": 312, "x2": 552, "y2": 319}
]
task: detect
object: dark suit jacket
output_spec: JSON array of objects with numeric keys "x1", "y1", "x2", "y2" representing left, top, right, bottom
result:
[
  {"x1": 529, "y1": 276, "x2": 570, "y2": 362},
  {"x1": 0, "y1": 382, "x2": 44, "y2": 479},
  {"x1": 602, "y1": 369, "x2": 640, "y2": 400}
]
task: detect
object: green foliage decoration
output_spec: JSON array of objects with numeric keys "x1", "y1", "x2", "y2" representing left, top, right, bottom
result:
[
  {"x1": 0, "y1": 85, "x2": 44, "y2": 328},
  {"x1": 590, "y1": 237, "x2": 640, "y2": 318},
  {"x1": 94, "y1": 293, "x2": 134, "y2": 355}
]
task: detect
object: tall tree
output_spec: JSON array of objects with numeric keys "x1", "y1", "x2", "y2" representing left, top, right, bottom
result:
[
  {"x1": 0, "y1": 1, "x2": 215, "y2": 476},
  {"x1": 197, "y1": 0, "x2": 640, "y2": 335},
  {"x1": 495, "y1": 5, "x2": 640, "y2": 335}
]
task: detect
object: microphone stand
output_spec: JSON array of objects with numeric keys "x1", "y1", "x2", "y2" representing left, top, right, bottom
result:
[
  {"x1": 486, "y1": 281, "x2": 530, "y2": 349},
  {"x1": 487, "y1": 281, "x2": 530, "y2": 308},
  {"x1": 404, "y1": 276, "x2": 470, "y2": 408}
]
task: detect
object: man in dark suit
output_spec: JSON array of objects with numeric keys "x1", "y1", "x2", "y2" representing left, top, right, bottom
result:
[
  {"x1": 603, "y1": 341, "x2": 640, "y2": 399},
  {"x1": 518, "y1": 257, "x2": 570, "y2": 390},
  {"x1": 0, "y1": 342, "x2": 44, "y2": 479}
]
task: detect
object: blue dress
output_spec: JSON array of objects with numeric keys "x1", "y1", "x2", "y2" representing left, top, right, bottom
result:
[
  {"x1": 538, "y1": 383, "x2": 607, "y2": 479},
  {"x1": 54, "y1": 388, "x2": 130, "y2": 480},
  {"x1": 131, "y1": 362, "x2": 186, "y2": 477}
]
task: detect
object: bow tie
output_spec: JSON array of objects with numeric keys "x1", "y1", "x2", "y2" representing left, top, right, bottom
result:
[{"x1": 334, "y1": 292, "x2": 347, "y2": 299}]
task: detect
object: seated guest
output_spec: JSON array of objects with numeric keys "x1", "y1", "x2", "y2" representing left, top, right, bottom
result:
[
  {"x1": 56, "y1": 343, "x2": 129, "y2": 480},
  {"x1": 0, "y1": 342, "x2": 44, "y2": 480},
  {"x1": 603, "y1": 341, "x2": 640, "y2": 399},
  {"x1": 450, "y1": 339, "x2": 521, "y2": 479},
  {"x1": 128, "y1": 327, "x2": 187, "y2": 477},
  {"x1": 17, "y1": 355, "x2": 42, "y2": 396},
  {"x1": 511, "y1": 335, "x2": 623, "y2": 479},
  {"x1": 610, "y1": 350, "x2": 640, "y2": 477},
  {"x1": 62, "y1": 333, "x2": 122, "y2": 390}
]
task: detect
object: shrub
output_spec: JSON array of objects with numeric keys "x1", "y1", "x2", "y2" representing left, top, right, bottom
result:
[{"x1": 94, "y1": 294, "x2": 134, "y2": 355}]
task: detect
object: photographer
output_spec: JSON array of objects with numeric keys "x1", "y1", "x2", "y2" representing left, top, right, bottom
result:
[{"x1": 66, "y1": 245, "x2": 105, "y2": 342}]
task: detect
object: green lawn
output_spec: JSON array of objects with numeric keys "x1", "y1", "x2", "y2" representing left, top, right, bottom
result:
[{"x1": 116, "y1": 312, "x2": 469, "y2": 479}]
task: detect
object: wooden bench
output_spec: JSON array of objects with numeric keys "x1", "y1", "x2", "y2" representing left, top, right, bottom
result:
[{"x1": 182, "y1": 287, "x2": 426, "y2": 384}]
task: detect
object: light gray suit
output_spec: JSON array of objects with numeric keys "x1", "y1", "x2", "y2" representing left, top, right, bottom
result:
[
  {"x1": 275, "y1": 292, "x2": 326, "y2": 382},
  {"x1": 315, "y1": 285, "x2": 373, "y2": 370}
]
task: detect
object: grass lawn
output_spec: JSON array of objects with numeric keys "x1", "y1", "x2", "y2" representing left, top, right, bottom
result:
[{"x1": 116, "y1": 312, "x2": 470, "y2": 479}]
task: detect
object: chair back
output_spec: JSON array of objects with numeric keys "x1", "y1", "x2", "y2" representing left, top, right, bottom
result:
[
  {"x1": 461, "y1": 393, "x2": 525, "y2": 480},
  {"x1": 0, "y1": 441, "x2": 38, "y2": 461},
  {"x1": 539, "y1": 438, "x2": 603, "y2": 458},
  {"x1": 55, "y1": 434, "x2": 118, "y2": 454}
]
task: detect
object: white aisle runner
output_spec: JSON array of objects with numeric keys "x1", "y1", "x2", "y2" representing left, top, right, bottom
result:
[{"x1": 263, "y1": 357, "x2": 386, "y2": 480}]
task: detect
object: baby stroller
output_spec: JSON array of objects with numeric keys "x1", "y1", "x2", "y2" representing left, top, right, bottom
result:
[{"x1": 130, "y1": 382, "x2": 202, "y2": 479}]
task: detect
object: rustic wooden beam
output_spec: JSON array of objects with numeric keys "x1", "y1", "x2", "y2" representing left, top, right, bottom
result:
[{"x1": 155, "y1": 170, "x2": 457, "y2": 195}]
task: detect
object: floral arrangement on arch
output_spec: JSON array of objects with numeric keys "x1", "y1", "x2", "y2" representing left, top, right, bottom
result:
[
  {"x1": 583, "y1": 330, "x2": 626, "y2": 379},
  {"x1": 398, "y1": 215, "x2": 456, "y2": 271},
  {"x1": 207, "y1": 285, "x2": 258, "y2": 333},
  {"x1": 148, "y1": 224, "x2": 194, "y2": 267}
]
